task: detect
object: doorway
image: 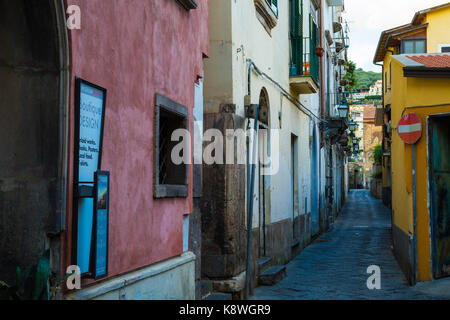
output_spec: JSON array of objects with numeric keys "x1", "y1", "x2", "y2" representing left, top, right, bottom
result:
[
  {"x1": 0, "y1": 0, "x2": 68, "y2": 283},
  {"x1": 428, "y1": 114, "x2": 450, "y2": 279}
]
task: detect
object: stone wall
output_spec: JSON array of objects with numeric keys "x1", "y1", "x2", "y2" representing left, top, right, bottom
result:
[{"x1": 201, "y1": 112, "x2": 247, "y2": 280}]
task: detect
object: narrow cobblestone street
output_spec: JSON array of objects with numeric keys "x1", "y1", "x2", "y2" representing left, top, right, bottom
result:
[{"x1": 251, "y1": 190, "x2": 450, "y2": 300}]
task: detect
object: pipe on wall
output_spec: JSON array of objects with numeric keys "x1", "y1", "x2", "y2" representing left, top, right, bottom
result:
[{"x1": 245, "y1": 60, "x2": 259, "y2": 299}]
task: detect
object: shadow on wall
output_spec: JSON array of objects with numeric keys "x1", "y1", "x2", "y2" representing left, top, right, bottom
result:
[{"x1": 0, "y1": 0, "x2": 64, "y2": 284}]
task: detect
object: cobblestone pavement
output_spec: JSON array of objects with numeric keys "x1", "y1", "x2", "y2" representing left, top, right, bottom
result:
[{"x1": 251, "y1": 190, "x2": 450, "y2": 300}]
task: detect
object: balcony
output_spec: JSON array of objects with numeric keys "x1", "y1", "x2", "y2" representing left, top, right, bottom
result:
[{"x1": 289, "y1": 37, "x2": 320, "y2": 95}]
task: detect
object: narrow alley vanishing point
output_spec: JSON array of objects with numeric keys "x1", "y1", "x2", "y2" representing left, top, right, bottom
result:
[{"x1": 252, "y1": 190, "x2": 450, "y2": 300}]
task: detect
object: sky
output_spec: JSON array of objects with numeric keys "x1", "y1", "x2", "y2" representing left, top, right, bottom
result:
[{"x1": 343, "y1": 0, "x2": 449, "y2": 72}]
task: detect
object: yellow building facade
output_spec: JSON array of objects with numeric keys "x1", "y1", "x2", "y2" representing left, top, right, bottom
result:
[{"x1": 374, "y1": 3, "x2": 450, "y2": 283}]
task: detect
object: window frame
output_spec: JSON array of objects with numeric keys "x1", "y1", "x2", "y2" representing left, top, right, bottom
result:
[
  {"x1": 254, "y1": 0, "x2": 278, "y2": 35},
  {"x1": 154, "y1": 93, "x2": 189, "y2": 199},
  {"x1": 400, "y1": 38, "x2": 427, "y2": 54},
  {"x1": 438, "y1": 44, "x2": 450, "y2": 53}
]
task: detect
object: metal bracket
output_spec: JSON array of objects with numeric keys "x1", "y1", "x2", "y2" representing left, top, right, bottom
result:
[{"x1": 245, "y1": 104, "x2": 259, "y2": 119}]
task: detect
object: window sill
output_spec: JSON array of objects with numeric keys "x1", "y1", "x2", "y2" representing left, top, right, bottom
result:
[
  {"x1": 155, "y1": 185, "x2": 188, "y2": 199},
  {"x1": 254, "y1": 0, "x2": 278, "y2": 35}
]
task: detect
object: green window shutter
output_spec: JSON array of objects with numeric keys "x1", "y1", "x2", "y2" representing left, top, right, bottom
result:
[
  {"x1": 290, "y1": 0, "x2": 303, "y2": 76},
  {"x1": 310, "y1": 15, "x2": 319, "y2": 83}
]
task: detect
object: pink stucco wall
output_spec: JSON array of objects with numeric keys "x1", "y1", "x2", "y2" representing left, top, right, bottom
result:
[{"x1": 63, "y1": 0, "x2": 209, "y2": 283}]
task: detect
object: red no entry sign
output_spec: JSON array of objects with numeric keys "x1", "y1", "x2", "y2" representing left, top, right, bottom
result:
[{"x1": 397, "y1": 113, "x2": 422, "y2": 144}]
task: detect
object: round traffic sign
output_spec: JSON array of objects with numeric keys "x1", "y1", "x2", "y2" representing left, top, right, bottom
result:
[{"x1": 397, "y1": 113, "x2": 422, "y2": 144}]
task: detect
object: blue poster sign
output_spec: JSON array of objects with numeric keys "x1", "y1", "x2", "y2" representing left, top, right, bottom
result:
[
  {"x1": 94, "y1": 171, "x2": 109, "y2": 279},
  {"x1": 74, "y1": 79, "x2": 106, "y2": 275}
]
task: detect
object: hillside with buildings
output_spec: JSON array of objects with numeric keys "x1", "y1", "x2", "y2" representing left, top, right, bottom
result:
[{"x1": 354, "y1": 68, "x2": 382, "y2": 90}]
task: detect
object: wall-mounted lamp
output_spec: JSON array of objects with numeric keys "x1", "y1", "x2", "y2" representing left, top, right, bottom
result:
[
  {"x1": 337, "y1": 104, "x2": 349, "y2": 119},
  {"x1": 348, "y1": 120, "x2": 356, "y2": 131}
]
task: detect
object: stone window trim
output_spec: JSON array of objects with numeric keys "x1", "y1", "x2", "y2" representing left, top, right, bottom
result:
[
  {"x1": 254, "y1": 0, "x2": 278, "y2": 35},
  {"x1": 176, "y1": 0, "x2": 198, "y2": 11},
  {"x1": 154, "y1": 93, "x2": 189, "y2": 199}
]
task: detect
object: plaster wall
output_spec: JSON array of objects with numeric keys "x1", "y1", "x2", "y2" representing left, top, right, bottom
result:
[
  {"x1": 390, "y1": 57, "x2": 450, "y2": 281},
  {"x1": 64, "y1": 0, "x2": 209, "y2": 289},
  {"x1": 425, "y1": 6, "x2": 450, "y2": 53}
]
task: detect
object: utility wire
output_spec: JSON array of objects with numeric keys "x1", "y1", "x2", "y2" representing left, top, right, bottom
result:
[{"x1": 247, "y1": 59, "x2": 322, "y2": 122}]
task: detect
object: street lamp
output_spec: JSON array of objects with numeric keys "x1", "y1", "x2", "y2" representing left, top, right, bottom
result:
[
  {"x1": 337, "y1": 104, "x2": 349, "y2": 119},
  {"x1": 348, "y1": 120, "x2": 356, "y2": 132}
]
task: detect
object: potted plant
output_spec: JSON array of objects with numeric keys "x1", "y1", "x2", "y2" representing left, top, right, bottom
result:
[{"x1": 315, "y1": 46, "x2": 324, "y2": 57}]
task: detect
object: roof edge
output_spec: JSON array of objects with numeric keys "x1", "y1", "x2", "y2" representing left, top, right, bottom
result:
[{"x1": 412, "y1": 2, "x2": 450, "y2": 25}]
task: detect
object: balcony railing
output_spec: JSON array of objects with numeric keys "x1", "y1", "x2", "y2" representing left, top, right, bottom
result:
[{"x1": 290, "y1": 36, "x2": 320, "y2": 84}]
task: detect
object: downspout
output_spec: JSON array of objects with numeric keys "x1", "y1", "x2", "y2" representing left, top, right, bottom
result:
[
  {"x1": 53, "y1": 0, "x2": 70, "y2": 298},
  {"x1": 319, "y1": 0, "x2": 327, "y2": 228},
  {"x1": 318, "y1": 0, "x2": 323, "y2": 230},
  {"x1": 384, "y1": 35, "x2": 395, "y2": 55},
  {"x1": 245, "y1": 61, "x2": 260, "y2": 299},
  {"x1": 54, "y1": 0, "x2": 70, "y2": 234},
  {"x1": 319, "y1": 0, "x2": 325, "y2": 132}
]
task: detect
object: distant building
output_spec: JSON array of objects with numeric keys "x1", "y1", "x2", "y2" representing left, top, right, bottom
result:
[
  {"x1": 362, "y1": 105, "x2": 382, "y2": 192},
  {"x1": 369, "y1": 80, "x2": 383, "y2": 96},
  {"x1": 351, "y1": 91, "x2": 369, "y2": 100}
]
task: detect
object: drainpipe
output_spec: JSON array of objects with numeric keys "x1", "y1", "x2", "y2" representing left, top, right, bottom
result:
[
  {"x1": 245, "y1": 61, "x2": 260, "y2": 299},
  {"x1": 319, "y1": 0, "x2": 324, "y2": 134},
  {"x1": 318, "y1": 0, "x2": 325, "y2": 234}
]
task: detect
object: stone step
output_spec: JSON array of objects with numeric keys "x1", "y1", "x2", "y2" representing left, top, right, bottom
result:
[
  {"x1": 258, "y1": 265, "x2": 286, "y2": 286},
  {"x1": 203, "y1": 293, "x2": 233, "y2": 300},
  {"x1": 258, "y1": 257, "x2": 272, "y2": 274},
  {"x1": 200, "y1": 280, "x2": 213, "y2": 299},
  {"x1": 291, "y1": 240, "x2": 300, "y2": 248}
]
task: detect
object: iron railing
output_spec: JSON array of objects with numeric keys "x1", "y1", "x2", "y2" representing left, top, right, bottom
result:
[{"x1": 290, "y1": 15, "x2": 320, "y2": 84}]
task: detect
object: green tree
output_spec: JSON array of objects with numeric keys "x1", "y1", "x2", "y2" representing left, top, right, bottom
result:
[
  {"x1": 372, "y1": 144, "x2": 382, "y2": 164},
  {"x1": 344, "y1": 61, "x2": 357, "y2": 91}
]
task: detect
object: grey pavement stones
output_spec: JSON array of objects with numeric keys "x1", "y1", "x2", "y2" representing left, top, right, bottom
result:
[{"x1": 250, "y1": 190, "x2": 450, "y2": 300}]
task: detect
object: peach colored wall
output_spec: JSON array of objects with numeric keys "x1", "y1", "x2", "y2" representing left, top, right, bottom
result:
[{"x1": 62, "y1": 0, "x2": 209, "y2": 284}]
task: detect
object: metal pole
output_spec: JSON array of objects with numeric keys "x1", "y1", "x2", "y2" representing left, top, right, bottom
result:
[
  {"x1": 245, "y1": 106, "x2": 259, "y2": 299},
  {"x1": 412, "y1": 144, "x2": 417, "y2": 285}
]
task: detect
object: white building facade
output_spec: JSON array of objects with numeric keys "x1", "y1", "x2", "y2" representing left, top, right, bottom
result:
[{"x1": 201, "y1": 0, "x2": 350, "y2": 298}]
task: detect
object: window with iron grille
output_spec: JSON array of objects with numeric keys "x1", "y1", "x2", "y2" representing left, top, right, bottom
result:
[
  {"x1": 154, "y1": 94, "x2": 189, "y2": 199},
  {"x1": 175, "y1": 0, "x2": 197, "y2": 10}
]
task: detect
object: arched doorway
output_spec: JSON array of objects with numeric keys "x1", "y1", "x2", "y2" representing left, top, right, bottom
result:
[
  {"x1": 0, "y1": 0, "x2": 69, "y2": 284},
  {"x1": 311, "y1": 124, "x2": 319, "y2": 235}
]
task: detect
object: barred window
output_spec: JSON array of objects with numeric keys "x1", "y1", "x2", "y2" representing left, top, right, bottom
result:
[
  {"x1": 154, "y1": 94, "x2": 189, "y2": 198},
  {"x1": 175, "y1": 0, "x2": 197, "y2": 10}
]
